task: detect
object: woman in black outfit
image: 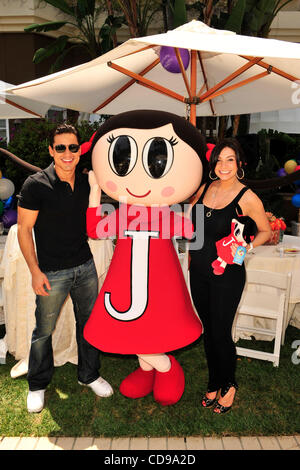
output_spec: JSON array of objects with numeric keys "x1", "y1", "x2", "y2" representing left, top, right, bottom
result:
[{"x1": 188, "y1": 138, "x2": 271, "y2": 414}]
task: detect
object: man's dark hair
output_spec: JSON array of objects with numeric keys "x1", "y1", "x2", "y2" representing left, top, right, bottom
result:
[{"x1": 49, "y1": 123, "x2": 80, "y2": 147}]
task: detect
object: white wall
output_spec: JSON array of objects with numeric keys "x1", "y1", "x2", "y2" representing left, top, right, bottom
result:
[{"x1": 250, "y1": 108, "x2": 300, "y2": 134}]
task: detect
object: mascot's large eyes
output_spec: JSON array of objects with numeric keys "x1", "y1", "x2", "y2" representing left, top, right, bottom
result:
[
  {"x1": 108, "y1": 135, "x2": 138, "y2": 176},
  {"x1": 142, "y1": 137, "x2": 175, "y2": 178}
]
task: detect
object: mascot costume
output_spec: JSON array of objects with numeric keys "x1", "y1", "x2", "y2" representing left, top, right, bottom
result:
[{"x1": 83, "y1": 110, "x2": 208, "y2": 406}]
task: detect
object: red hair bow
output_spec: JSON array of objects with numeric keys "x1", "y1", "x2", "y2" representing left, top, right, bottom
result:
[
  {"x1": 206, "y1": 143, "x2": 215, "y2": 161},
  {"x1": 80, "y1": 131, "x2": 96, "y2": 155}
]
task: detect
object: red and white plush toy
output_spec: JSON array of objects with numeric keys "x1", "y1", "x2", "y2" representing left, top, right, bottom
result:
[
  {"x1": 212, "y1": 218, "x2": 247, "y2": 275},
  {"x1": 83, "y1": 110, "x2": 208, "y2": 406}
]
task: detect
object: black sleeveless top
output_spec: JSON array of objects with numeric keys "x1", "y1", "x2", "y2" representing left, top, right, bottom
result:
[{"x1": 190, "y1": 181, "x2": 255, "y2": 281}]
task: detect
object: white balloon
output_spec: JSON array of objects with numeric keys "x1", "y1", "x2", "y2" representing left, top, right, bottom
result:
[{"x1": 0, "y1": 178, "x2": 15, "y2": 200}]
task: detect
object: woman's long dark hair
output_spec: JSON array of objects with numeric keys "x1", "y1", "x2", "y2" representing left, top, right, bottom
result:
[{"x1": 209, "y1": 137, "x2": 245, "y2": 179}]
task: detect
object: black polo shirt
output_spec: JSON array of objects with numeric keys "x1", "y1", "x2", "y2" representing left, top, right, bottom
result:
[{"x1": 17, "y1": 163, "x2": 92, "y2": 272}]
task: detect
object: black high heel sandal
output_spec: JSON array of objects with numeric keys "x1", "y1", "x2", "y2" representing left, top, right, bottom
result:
[
  {"x1": 213, "y1": 383, "x2": 238, "y2": 414},
  {"x1": 201, "y1": 389, "x2": 218, "y2": 408}
]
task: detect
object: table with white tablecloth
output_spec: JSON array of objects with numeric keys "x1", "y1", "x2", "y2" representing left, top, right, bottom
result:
[
  {"x1": 235, "y1": 234, "x2": 300, "y2": 341},
  {"x1": 0, "y1": 224, "x2": 114, "y2": 376}
]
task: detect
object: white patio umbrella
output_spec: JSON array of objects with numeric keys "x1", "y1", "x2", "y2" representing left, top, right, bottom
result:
[
  {"x1": 0, "y1": 81, "x2": 50, "y2": 119},
  {"x1": 8, "y1": 20, "x2": 300, "y2": 126}
]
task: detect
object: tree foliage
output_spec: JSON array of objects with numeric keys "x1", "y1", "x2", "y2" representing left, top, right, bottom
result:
[
  {"x1": 25, "y1": 0, "x2": 124, "y2": 71},
  {"x1": 116, "y1": 0, "x2": 162, "y2": 37}
]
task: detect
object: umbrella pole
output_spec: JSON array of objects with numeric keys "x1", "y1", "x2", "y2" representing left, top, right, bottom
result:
[{"x1": 190, "y1": 50, "x2": 197, "y2": 126}]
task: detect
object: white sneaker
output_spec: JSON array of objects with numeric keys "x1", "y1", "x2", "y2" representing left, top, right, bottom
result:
[
  {"x1": 79, "y1": 377, "x2": 113, "y2": 397},
  {"x1": 27, "y1": 389, "x2": 45, "y2": 413}
]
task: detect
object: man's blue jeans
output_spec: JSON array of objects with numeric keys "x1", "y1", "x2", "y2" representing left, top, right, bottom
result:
[{"x1": 28, "y1": 258, "x2": 100, "y2": 391}]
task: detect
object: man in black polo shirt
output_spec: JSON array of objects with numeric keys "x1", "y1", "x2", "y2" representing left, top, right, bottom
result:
[{"x1": 17, "y1": 123, "x2": 113, "y2": 413}]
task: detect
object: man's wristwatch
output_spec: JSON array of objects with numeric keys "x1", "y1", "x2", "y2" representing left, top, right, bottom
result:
[{"x1": 247, "y1": 242, "x2": 254, "y2": 252}]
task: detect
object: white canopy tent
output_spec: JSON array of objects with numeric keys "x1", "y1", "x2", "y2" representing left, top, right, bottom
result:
[{"x1": 7, "y1": 20, "x2": 300, "y2": 126}]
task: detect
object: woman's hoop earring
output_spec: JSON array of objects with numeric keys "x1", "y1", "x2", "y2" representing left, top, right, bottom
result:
[
  {"x1": 209, "y1": 170, "x2": 218, "y2": 180},
  {"x1": 237, "y1": 168, "x2": 245, "y2": 180}
]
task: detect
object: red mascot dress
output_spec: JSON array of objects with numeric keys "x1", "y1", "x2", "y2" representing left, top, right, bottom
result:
[{"x1": 84, "y1": 204, "x2": 202, "y2": 354}]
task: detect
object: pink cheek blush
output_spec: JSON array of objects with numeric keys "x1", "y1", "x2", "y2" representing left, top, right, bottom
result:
[
  {"x1": 106, "y1": 180, "x2": 118, "y2": 192},
  {"x1": 161, "y1": 186, "x2": 175, "y2": 198}
]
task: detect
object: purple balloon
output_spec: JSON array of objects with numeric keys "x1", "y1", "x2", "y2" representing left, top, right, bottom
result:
[
  {"x1": 160, "y1": 46, "x2": 190, "y2": 73},
  {"x1": 2, "y1": 209, "x2": 17, "y2": 228},
  {"x1": 277, "y1": 168, "x2": 287, "y2": 177},
  {"x1": 292, "y1": 194, "x2": 300, "y2": 208}
]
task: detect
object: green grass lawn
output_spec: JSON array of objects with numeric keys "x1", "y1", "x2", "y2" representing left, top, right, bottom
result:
[{"x1": 0, "y1": 325, "x2": 299, "y2": 438}]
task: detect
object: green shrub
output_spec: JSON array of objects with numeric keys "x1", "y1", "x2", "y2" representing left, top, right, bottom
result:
[{"x1": 1, "y1": 118, "x2": 104, "y2": 195}]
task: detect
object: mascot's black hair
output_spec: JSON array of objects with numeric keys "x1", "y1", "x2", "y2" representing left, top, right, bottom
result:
[{"x1": 90, "y1": 110, "x2": 209, "y2": 182}]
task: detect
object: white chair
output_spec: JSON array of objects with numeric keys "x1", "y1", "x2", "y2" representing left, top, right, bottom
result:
[{"x1": 233, "y1": 269, "x2": 292, "y2": 367}]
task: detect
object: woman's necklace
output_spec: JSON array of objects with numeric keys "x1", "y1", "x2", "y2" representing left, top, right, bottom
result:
[
  {"x1": 206, "y1": 185, "x2": 220, "y2": 218},
  {"x1": 206, "y1": 190, "x2": 217, "y2": 218},
  {"x1": 205, "y1": 183, "x2": 237, "y2": 218}
]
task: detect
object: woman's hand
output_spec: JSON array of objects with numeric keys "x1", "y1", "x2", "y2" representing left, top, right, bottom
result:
[{"x1": 88, "y1": 170, "x2": 101, "y2": 207}]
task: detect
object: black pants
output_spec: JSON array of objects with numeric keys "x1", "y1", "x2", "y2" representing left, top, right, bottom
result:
[{"x1": 190, "y1": 263, "x2": 245, "y2": 391}]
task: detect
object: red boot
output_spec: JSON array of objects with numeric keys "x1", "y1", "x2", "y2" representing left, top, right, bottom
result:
[
  {"x1": 119, "y1": 367, "x2": 155, "y2": 399},
  {"x1": 153, "y1": 355, "x2": 185, "y2": 406},
  {"x1": 211, "y1": 259, "x2": 221, "y2": 270},
  {"x1": 212, "y1": 259, "x2": 225, "y2": 275},
  {"x1": 213, "y1": 265, "x2": 225, "y2": 275}
]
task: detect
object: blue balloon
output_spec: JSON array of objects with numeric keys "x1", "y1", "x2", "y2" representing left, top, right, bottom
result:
[
  {"x1": 295, "y1": 180, "x2": 300, "y2": 188},
  {"x1": 292, "y1": 194, "x2": 300, "y2": 208},
  {"x1": 3, "y1": 195, "x2": 13, "y2": 209}
]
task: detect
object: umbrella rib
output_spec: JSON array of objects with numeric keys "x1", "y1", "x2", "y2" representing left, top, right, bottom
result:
[
  {"x1": 4, "y1": 98, "x2": 42, "y2": 118},
  {"x1": 107, "y1": 61, "x2": 186, "y2": 103},
  {"x1": 174, "y1": 48, "x2": 192, "y2": 100},
  {"x1": 198, "y1": 56, "x2": 263, "y2": 102},
  {"x1": 240, "y1": 56, "x2": 299, "y2": 82},
  {"x1": 93, "y1": 58, "x2": 160, "y2": 113},
  {"x1": 115, "y1": 44, "x2": 155, "y2": 60},
  {"x1": 197, "y1": 50, "x2": 215, "y2": 115},
  {"x1": 200, "y1": 70, "x2": 270, "y2": 103}
]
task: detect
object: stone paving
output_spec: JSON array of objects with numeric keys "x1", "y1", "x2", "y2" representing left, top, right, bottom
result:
[{"x1": 0, "y1": 435, "x2": 299, "y2": 450}]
